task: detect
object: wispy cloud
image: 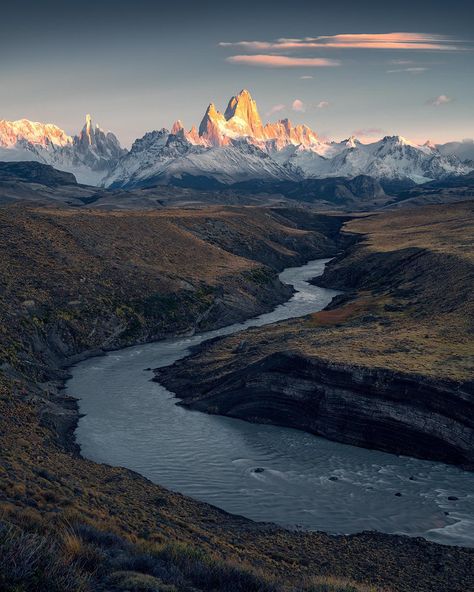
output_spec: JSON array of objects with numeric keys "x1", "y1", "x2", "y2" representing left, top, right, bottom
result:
[
  {"x1": 266, "y1": 103, "x2": 286, "y2": 116},
  {"x1": 300, "y1": 75, "x2": 313, "y2": 79},
  {"x1": 292, "y1": 99, "x2": 305, "y2": 112},
  {"x1": 351, "y1": 128, "x2": 385, "y2": 143},
  {"x1": 387, "y1": 67, "x2": 428, "y2": 73},
  {"x1": 426, "y1": 94, "x2": 454, "y2": 106},
  {"x1": 220, "y1": 33, "x2": 465, "y2": 52},
  {"x1": 266, "y1": 100, "x2": 329, "y2": 116},
  {"x1": 225, "y1": 55, "x2": 340, "y2": 67},
  {"x1": 353, "y1": 127, "x2": 385, "y2": 136}
]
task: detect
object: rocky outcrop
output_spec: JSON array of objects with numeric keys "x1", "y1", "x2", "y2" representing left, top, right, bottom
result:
[{"x1": 157, "y1": 351, "x2": 474, "y2": 468}]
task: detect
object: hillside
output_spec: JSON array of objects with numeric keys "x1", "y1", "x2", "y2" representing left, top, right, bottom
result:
[{"x1": 1, "y1": 203, "x2": 472, "y2": 591}]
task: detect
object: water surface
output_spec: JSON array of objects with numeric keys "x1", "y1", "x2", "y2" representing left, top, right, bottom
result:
[{"x1": 68, "y1": 259, "x2": 474, "y2": 547}]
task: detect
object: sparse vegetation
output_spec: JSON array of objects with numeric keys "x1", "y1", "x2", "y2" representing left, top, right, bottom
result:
[
  {"x1": 0, "y1": 516, "x2": 387, "y2": 592},
  {"x1": 0, "y1": 202, "x2": 472, "y2": 591}
]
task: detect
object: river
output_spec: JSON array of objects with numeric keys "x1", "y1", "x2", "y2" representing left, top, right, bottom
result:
[{"x1": 67, "y1": 259, "x2": 474, "y2": 547}]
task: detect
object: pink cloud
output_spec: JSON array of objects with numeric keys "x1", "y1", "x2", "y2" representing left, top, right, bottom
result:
[
  {"x1": 426, "y1": 94, "x2": 454, "y2": 106},
  {"x1": 226, "y1": 55, "x2": 340, "y2": 67},
  {"x1": 352, "y1": 128, "x2": 385, "y2": 136},
  {"x1": 266, "y1": 103, "x2": 286, "y2": 116},
  {"x1": 292, "y1": 99, "x2": 305, "y2": 112},
  {"x1": 316, "y1": 101, "x2": 330, "y2": 109},
  {"x1": 220, "y1": 33, "x2": 464, "y2": 52}
]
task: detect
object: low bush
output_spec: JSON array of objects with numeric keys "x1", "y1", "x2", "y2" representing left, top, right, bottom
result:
[{"x1": 0, "y1": 521, "x2": 90, "y2": 592}]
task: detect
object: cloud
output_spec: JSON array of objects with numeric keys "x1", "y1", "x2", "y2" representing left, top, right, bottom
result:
[
  {"x1": 350, "y1": 128, "x2": 385, "y2": 143},
  {"x1": 387, "y1": 67, "x2": 428, "y2": 73},
  {"x1": 426, "y1": 94, "x2": 453, "y2": 106},
  {"x1": 352, "y1": 128, "x2": 385, "y2": 137},
  {"x1": 266, "y1": 99, "x2": 328, "y2": 115},
  {"x1": 300, "y1": 75, "x2": 313, "y2": 79},
  {"x1": 225, "y1": 55, "x2": 340, "y2": 67},
  {"x1": 292, "y1": 99, "x2": 305, "y2": 112},
  {"x1": 266, "y1": 103, "x2": 286, "y2": 116},
  {"x1": 220, "y1": 33, "x2": 465, "y2": 52}
]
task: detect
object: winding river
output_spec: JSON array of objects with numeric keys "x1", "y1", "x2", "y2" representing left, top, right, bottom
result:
[{"x1": 67, "y1": 259, "x2": 474, "y2": 548}]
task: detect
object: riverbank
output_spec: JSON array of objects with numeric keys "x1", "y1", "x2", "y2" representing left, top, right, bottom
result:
[{"x1": 1, "y1": 202, "x2": 473, "y2": 591}]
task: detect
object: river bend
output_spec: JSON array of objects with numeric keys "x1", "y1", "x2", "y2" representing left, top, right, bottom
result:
[{"x1": 67, "y1": 259, "x2": 474, "y2": 547}]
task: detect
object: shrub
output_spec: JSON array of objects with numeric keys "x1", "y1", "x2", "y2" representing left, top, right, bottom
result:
[
  {"x1": 303, "y1": 576, "x2": 382, "y2": 592},
  {"x1": 107, "y1": 570, "x2": 177, "y2": 592},
  {"x1": 140, "y1": 542, "x2": 279, "y2": 592},
  {"x1": 0, "y1": 520, "x2": 90, "y2": 592}
]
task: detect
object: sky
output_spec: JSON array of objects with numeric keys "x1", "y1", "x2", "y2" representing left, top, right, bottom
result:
[{"x1": 1, "y1": 0, "x2": 473, "y2": 146}]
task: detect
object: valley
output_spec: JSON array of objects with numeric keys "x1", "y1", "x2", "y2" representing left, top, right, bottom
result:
[
  {"x1": 157, "y1": 201, "x2": 474, "y2": 468},
  {"x1": 1, "y1": 197, "x2": 473, "y2": 591},
  {"x1": 2, "y1": 1, "x2": 474, "y2": 589}
]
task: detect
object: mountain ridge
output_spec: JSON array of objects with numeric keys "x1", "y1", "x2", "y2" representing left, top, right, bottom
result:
[{"x1": 1, "y1": 90, "x2": 472, "y2": 189}]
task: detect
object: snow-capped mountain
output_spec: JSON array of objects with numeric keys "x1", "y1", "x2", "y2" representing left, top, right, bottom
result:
[
  {"x1": 182, "y1": 88, "x2": 324, "y2": 152},
  {"x1": 286, "y1": 135, "x2": 469, "y2": 184},
  {"x1": 105, "y1": 89, "x2": 471, "y2": 189},
  {"x1": 437, "y1": 140, "x2": 474, "y2": 164},
  {"x1": 2, "y1": 90, "x2": 472, "y2": 189},
  {"x1": 0, "y1": 115, "x2": 125, "y2": 184},
  {"x1": 106, "y1": 129, "x2": 297, "y2": 189}
]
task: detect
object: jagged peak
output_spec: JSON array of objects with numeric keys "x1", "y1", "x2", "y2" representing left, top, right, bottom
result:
[
  {"x1": 276, "y1": 118, "x2": 292, "y2": 131},
  {"x1": 381, "y1": 135, "x2": 414, "y2": 146},
  {"x1": 84, "y1": 114, "x2": 94, "y2": 145},
  {"x1": 174, "y1": 89, "x2": 322, "y2": 149},
  {"x1": 204, "y1": 103, "x2": 221, "y2": 118},
  {"x1": 224, "y1": 89, "x2": 263, "y2": 131},
  {"x1": 224, "y1": 89, "x2": 254, "y2": 117},
  {"x1": 344, "y1": 135, "x2": 360, "y2": 148},
  {"x1": 171, "y1": 120, "x2": 184, "y2": 135}
]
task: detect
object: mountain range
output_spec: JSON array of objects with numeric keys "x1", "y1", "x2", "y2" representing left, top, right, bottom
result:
[{"x1": 1, "y1": 89, "x2": 473, "y2": 189}]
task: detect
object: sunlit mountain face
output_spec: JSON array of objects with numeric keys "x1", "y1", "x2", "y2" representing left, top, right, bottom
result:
[
  {"x1": 0, "y1": 89, "x2": 471, "y2": 188},
  {"x1": 186, "y1": 89, "x2": 322, "y2": 150},
  {"x1": 0, "y1": 115, "x2": 126, "y2": 185}
]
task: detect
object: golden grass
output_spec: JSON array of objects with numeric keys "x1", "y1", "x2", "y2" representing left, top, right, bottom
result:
[{"x1": 345, "y1": 201, "x2": 474, "y2": 262}]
